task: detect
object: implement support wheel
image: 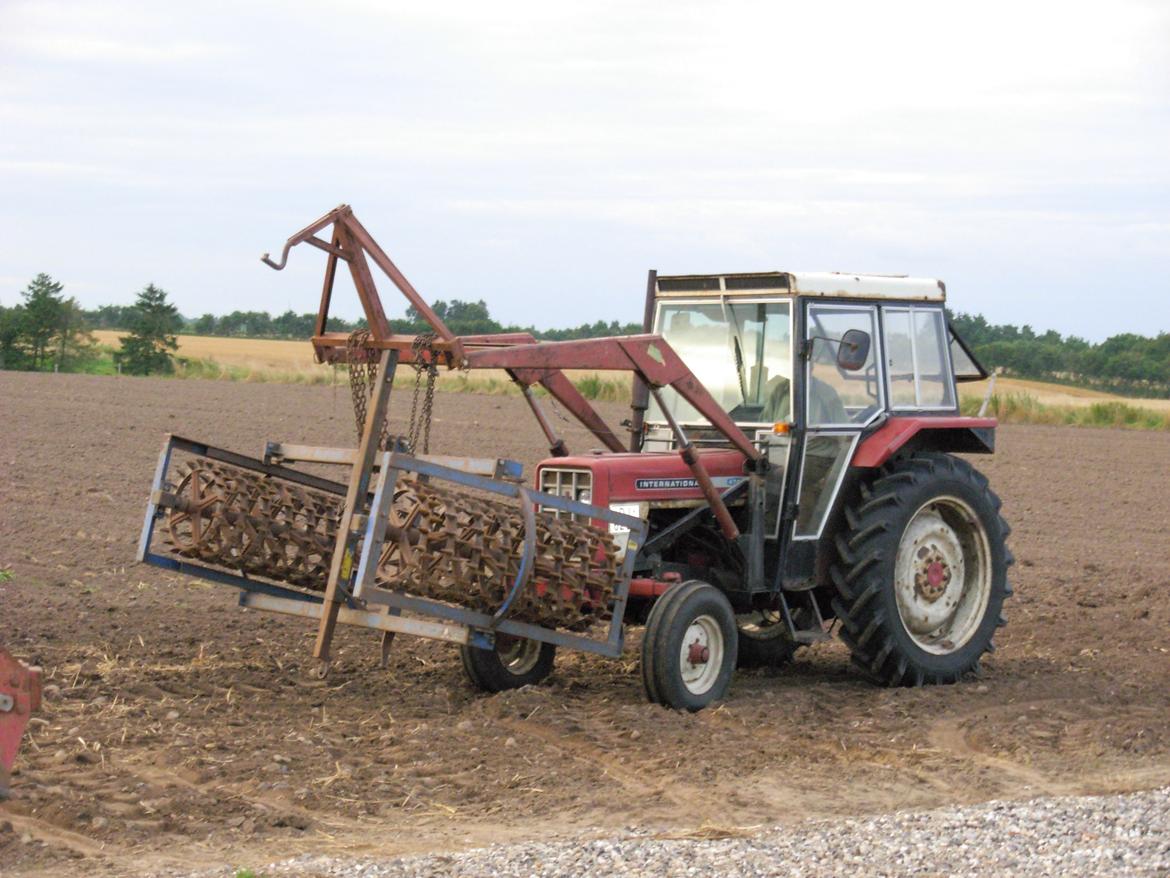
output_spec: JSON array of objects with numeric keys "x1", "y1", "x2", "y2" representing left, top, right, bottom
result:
[
  {"x1": 641, "y1": 580, "x2": 738, "y2": 711},
  {"x1": 460, "y1": 636, "x2": 556, "y2": 693}
]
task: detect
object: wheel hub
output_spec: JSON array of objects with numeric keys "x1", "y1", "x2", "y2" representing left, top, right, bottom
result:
[
  {"x1": 679, "y1": 615, "x2": 723, "y2": 695},
  {"x1": 498, "y1": 637, "x2": 541, "y2": 675},
  {"x1": 915, "y1": 549, "x2": 952, "y2": 603},
  {"x1": 687, "y1": 640, "x2": 710, "y2": 665}
]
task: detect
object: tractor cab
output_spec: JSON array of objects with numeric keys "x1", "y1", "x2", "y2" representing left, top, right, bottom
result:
[
  {"x1": 632, "y1": 271, "x2": 988, "y2": 548},
  {"x1": 646, "y1": 270, "x2": 978, "y2": 431}
]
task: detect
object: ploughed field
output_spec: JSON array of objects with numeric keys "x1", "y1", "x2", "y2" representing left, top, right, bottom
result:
[{"x1": 1, "y1": 372, "x2": 1168, "y2": 876}]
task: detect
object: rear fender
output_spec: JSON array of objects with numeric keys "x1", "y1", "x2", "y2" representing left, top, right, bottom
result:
[{"x1": 852, "y1": 417, "x2": 996, "y2": 469}]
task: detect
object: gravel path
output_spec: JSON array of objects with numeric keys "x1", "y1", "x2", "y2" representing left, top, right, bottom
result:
[{"x1": 203, "y1": 787, "x2": 1170, "y2": 878}]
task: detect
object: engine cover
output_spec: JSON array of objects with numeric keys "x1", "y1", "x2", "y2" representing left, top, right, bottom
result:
[{"x1": 536, "y1": 448, "x2": 748, "y2": 509}]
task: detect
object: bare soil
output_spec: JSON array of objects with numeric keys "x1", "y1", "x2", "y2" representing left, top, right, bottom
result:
[{"x1": 1, "y1": 372, "x2": 1168, "y2": 877}]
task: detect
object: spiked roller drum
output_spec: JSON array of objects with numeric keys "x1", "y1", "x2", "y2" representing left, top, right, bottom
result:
[{"x1": 163, "y1": 457, "x2": 619, "y2": 631}]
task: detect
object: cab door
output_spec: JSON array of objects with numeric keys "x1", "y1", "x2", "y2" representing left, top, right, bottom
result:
[{"x1": 792, "y1": 302, "x2": 885, "y2": 542}]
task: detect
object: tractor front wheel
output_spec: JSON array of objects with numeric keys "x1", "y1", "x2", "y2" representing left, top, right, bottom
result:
[
  {"x1": 641, "y1": 581, "x2": 738, "y2": 711},
  {"x1": 831, "y1": 453, "x2": 1012, "y2": 686},
  {"x1": 460, "y1": 636, "x2": 556, "y2": 692}
]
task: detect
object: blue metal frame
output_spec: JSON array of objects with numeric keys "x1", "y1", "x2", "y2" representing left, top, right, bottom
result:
[{"x1": 138, "y1": 436, "x2": 647, "y2": 660}]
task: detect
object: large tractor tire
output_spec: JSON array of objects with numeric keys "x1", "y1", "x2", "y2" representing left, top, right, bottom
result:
[
  {"x1": 831, "y1": 453, "x2": 1012, "y2": 686},
  {"x1": 460, "y1": 636, "x2": 556, "y2": 692},
  {"x1": 641, "y1": 580, "x2": 738, "y2": 711}
]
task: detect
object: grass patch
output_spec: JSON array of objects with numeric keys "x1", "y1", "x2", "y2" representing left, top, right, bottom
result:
[
  {"x1": 959, "y1": 392, "x2": 1170, "y2": 430},
  {"x1": 572, "y1": 373, "x2": 630, "y2": 402}
]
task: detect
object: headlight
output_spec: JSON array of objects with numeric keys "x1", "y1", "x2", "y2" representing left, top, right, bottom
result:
[{"x1": 540, "y1": 467, "x2": 593, "y2": 522}]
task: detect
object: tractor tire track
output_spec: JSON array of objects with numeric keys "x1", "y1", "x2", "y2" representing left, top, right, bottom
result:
[{"x1": 497, "y1": 717, "x2": 702, "y2": 817}]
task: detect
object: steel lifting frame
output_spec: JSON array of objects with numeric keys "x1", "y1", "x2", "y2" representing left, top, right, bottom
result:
[{"x1": 261, "y1": 205, "x2": 767, "y2": 540}]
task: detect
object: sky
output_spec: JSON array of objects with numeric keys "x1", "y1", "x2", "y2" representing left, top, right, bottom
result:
[{"x1": 0, "y1": 0, "x2": 1167, "y2": 341}]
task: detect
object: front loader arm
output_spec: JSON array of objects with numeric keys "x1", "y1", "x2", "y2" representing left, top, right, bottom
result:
[
  {"x1": 262, "y1": 206, "x2": 764, "y2": 541},
  {"x1": 466, "y1": 335, "x2": 763, "y2": 463}
]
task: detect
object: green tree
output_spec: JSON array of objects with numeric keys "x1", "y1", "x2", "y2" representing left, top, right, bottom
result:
[
  {"x1": 52, "y1": 297, "x2": 99, "y2": 371},
  {"x1": 20, "y1": 273, "x2": 66, "y2": 369},
  {"x1": 0, "y1": 304, "x2": 28, "y2": 369},
  {"x1": 192, "y1": 313, "x2": 218, "y2": 335},
  {"x1": 81, "y1": 303, "x2": 137, "y2": 330},
  {"x1": 116, "y1": 284, "x2": 181, "y2": 375}
]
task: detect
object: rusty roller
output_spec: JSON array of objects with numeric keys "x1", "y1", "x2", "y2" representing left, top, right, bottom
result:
[{"x1": 163, "y1": 457, "x2": 618, "y2": 631}]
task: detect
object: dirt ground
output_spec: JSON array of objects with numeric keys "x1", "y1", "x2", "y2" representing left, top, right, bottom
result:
[{"x1": 2, "y1": 372, "x2": 1168, "y2": 877}]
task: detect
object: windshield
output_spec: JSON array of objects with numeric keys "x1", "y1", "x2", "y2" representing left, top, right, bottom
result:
[{"x1": 649, "y1": 299, "x2": 792, "y2": 425}]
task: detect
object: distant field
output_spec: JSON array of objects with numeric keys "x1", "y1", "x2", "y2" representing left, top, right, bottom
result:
[
  {"x1": 93, "y1": 330, "x2": 331, "y2": 380},
  {"x1": 91, "y1": 331, "x2": 623, "y2": 392},
  {"x1": 93, "y1": 330, "x2": 1170, "y2": 409},
  {"x1": 983, "y1": 376, "x2": 1170, "y2": 412}
]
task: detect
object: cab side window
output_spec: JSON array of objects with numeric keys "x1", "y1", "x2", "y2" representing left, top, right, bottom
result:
[
  {"x1": 805, "y1": 304, "x2": 882, "y2": 426},
  {"x1": 882, "y1": 307, "x2": 955, "y2": 409}
]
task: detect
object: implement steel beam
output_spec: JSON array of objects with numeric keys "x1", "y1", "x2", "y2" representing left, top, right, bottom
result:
[
  {"x1": 241, "y1": 592, "x2": 470, "y2": 647},
  {"x1": 313, "y1": 348, "x2": 398, "y2": 667}
]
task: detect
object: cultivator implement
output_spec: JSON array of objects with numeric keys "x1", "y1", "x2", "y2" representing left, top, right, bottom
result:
[
  {"x1": 160, "y1": 455, "x2": 619, "y2": 631},
  {"x1": 140, "y1": 433, "x2": 643, "y2": 667}
]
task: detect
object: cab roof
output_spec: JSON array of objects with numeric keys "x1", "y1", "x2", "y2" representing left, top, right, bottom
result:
[{"x1": 655, "y1": 271, "x2": 945, "y2": 302}]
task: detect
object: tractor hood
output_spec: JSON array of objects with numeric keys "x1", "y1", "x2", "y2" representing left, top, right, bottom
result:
[{"x1": 535, "y1": 448, "x2": 748, "y2": 508}]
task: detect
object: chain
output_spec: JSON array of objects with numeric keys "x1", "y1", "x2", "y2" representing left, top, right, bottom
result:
[
  {"x1": 408, "y1": 333, "x2": 439, "y2": 454},
  {"x1": 347, "y1": 329, "x2": 392, "y2": 450}
]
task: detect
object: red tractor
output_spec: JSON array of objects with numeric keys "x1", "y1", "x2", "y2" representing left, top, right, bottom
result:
[
  {"x1": 531, "y1": 270, "x2": 1011, "y2": 710},
  {"x1": 140, "y1": 207, "x2": 1011, "y2": 712}
]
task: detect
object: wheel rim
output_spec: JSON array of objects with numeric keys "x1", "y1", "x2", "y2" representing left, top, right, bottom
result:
[
  {"x1": 894, "y1": 495, "x2": 992, "y2": 655},
  {"x1": 498, "y1": 637, "x2": 541, "y2": 676},
  {"x1": 679, "y1": 614, "x2": 724, "y2": 695}
]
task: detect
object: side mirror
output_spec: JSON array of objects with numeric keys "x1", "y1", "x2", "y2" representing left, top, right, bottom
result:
[{"x1": 836, "y1": 329, "x2": 871, "y2": 371}]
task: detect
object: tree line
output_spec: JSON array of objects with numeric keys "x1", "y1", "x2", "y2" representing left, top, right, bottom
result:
[
  {"x1": 1, "y1": 274, "x2": 181, "y2": 374},
  {"x1": 3, "y1": 272, "x2": 1168, "y2": 396},
  {"x1": 949, "y1": 311, "x2": 1170, "y2": 396},
  {"x1": 82, "y1": 295, "x2": 643, "y2": 343}
]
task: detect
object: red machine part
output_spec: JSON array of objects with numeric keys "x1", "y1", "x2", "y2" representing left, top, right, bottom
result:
[
  {"x1": 852, "y1": 416, "x2": 997, "y2": 468},
  {"x1": 537, "y1": 448, "x2": 748, "y2": 509},
  {"x1": 0, "y1": 647, "x2": 42, "y2": 797}
]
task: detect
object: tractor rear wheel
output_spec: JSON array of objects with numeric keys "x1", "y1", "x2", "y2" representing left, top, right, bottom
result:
[
  {"x1": 641, "y1": 580, "x2": 738, "y2": 711},
  {"x1": 831, "y1": 453, "x2": 1012, "y2": 686},
  {"x1": 460, "y1": 636, "x2": 556, "y2": 692}
]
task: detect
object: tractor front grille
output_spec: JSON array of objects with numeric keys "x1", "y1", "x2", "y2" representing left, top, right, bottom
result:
[{"x1": 539, "y1": 468, "x2": 593, "y2": 523}]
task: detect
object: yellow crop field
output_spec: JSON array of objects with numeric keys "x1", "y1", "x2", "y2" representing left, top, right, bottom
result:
[
  {"x1": 90, "y1": 331, "x2": 625, "y2": 391},
  {"x1": 93, "y1": 330, "x2": 329, "y2": 379},
  {"x1": 958, "y1": 376, "x2": 1170, "y2": 412}
]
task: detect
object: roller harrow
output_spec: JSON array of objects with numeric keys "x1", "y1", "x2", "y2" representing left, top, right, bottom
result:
[{"x1": 162, "y1": 456, "x2": 618, "y2": 631}]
